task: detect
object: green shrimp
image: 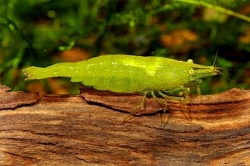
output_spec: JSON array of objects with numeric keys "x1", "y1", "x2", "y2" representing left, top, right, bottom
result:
[{"x1": 23, "y1": 55, "x2": 220, "y2": 97}]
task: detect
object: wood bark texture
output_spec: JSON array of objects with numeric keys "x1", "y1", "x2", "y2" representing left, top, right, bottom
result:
[{"x1": 0, "y1": 87, "x2": 250, "y2": 166}]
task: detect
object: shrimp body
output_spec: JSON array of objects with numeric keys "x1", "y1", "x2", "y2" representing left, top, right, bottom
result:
[{"x1": 23, "y1": 55, "x2": 220, "y2": 93}]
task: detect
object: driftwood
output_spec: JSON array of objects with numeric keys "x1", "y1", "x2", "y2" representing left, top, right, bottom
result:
[
  {"x1": 0, "y1": 85, "x2": 38, "y2": 110},
  {"x1": 0, "y1": 86, "x2": 250, "y2": 166}
]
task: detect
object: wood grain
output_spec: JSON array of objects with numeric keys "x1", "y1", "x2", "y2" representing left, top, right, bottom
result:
[
  {"x1": 0, "y1": 85, "x2": 38, "y2": 110},
  {"x1": 0, "y1": 88, "x2": 250, "y2": 166}
]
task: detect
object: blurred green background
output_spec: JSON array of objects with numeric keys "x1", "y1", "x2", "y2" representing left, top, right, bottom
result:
[{"x1": 0, "y1": 0, "x2": 249, "y2": 95}]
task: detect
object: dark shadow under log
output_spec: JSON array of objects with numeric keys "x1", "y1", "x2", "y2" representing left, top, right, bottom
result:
[{"x1": 0, "y1": 87, "x2": 250, "y2": 166}]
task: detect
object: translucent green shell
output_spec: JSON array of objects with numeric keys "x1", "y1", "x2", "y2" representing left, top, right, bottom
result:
[{"x1": 23, "y1": 55, "x2": 219, "y2": 93}]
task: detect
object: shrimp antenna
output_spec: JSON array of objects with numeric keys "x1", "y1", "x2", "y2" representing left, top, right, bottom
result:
[
  {"x1": 212, "y1": 49, "x2": 218, "y2": 67},
  {"x1": 212, "y1": 49, "x2": 232, "y2": 81},
  {"x1": 218, "y1": 70, "x2": 231, "y2": 80}
]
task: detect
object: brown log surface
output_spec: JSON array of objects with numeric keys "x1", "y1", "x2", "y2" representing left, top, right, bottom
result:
[
  {"x1": 0, "y1": 85, "x2": 38, "y2": 110},
  {"x1": 0, "y1": 88, "x2": 250, "y2": 166}
]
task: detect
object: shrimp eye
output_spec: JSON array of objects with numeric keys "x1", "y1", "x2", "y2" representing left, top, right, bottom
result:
[
  {"x1": 189, "y1": 69, "x2": 195, "y2": 75},
  {"x1": 187, "y1": 59, "x2": 193, "y2": 64}
]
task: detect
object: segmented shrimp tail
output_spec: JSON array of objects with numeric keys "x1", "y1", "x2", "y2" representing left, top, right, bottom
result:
[{"x1": 23, "y1": 62, "x2": 77, "y2": 80}]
